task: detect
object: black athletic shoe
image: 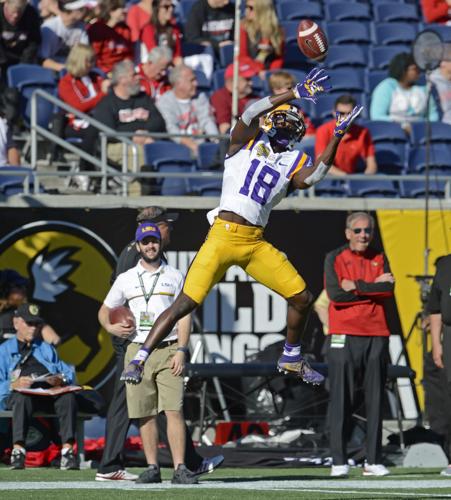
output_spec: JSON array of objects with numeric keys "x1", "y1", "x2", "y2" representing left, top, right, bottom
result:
[
  {"x1": 172, "y1": 464, "x2": 198, "y2": 484},
  {"x1": 136, "y1": 465, "x2": 162, "y2": 484},
  {"x1": 60, "y1": 449, "x2": 79, "y2": 470},
  {"x1": 10, "y1": 448, "x2": 25, "y2": 469}
]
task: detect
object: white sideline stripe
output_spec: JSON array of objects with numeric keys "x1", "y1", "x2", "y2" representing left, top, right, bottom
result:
[
  {"x1": 298, "y1": 23, "x2": 318, "y2": 37},
  {"x1": 1, "y1": 479, "x2": 451, "y2": 491}
]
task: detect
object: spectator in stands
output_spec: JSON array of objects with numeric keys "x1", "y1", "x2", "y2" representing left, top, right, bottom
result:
[
  {"x1": 420, "y1": 0, "x2": 451, "y2": 24},
  {"x1": 268, "y1": 70, "x2": 315, "y2": 147},
  {"x1": 325, "y1": 212, "x2": 394, "y2": 478},
  {"x1": 40, "y1": 0, "x2": 92, "y2": 72},
  {"x1": 87, "y1": 0, "x2": 133, "y2": 75},
  {"x1": 210, "y1": 57, "x2": 260, "y2": 134},
  {"x1": 0, "y1": 303, "x2": 78, "y2": 470},
  {"x1": 156, "y1": 64, "x2": 218, "y2": 157},
  {"x1": 240, "y1": 0, "x2": 284, "y2": 73},
  {"x1": 0, "y1": 270, "x2": 60, "y2": 344},
  {"x1": 137, "y1": 46, "x2": 172, "y2": 102},
  {"x1": 126, "y1": 0, "x2": 152, "y2": 43},
  {"x1": 184, "y1": 0, "x2": 234, "y2": 58},
  {"x1": 316, "y1": 94, "x2": 377, "y2": 176},
  {"x1": 139, "y1": 0, "x2": 182, "y2": 67},
  {"x1": 370, "y1": 52, "x2": 439, "y2": 134},
  {"x1": 39, "y1": 0, "x2": 60, "y2": 21},
  {"x1": 81, "y1": 60, "x2": 166, "y2": 192},
  {"x1": 431, "y1": 60, "x2": 451, "y2": 125},
  {"x1": 57, "y1": 44, "x2": 109, "y2": 138},
  {"x1": 0, "y1": 0, "x2": 41, "y2": 79}
]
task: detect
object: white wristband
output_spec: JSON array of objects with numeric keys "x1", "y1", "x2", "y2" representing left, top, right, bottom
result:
[{"x1": 134, "y1": 348, "x2": 150, "y2": 364}]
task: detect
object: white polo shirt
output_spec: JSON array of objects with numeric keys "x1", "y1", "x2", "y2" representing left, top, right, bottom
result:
[{"x1": 104, "y1": 260, "x2": 184, "y2": 344}]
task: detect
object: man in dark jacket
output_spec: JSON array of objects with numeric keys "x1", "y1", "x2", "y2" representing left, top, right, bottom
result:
[
  {"x1": 184, "y1": 0, "x2": 234, "y2": 57},
  {"x1": 0, "y1": 0, "x2": 41, "y2": 79},
  {"x1": 324, "y1": 212, "x2": 395, "y2": 478}
]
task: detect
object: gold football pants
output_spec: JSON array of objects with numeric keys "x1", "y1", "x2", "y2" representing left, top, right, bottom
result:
[{"x1": 183, "y1": 217, "x2": 306, "y2": 304}]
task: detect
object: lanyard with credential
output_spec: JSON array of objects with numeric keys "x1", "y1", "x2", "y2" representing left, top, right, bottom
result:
[{"x1": 138, "y1": 271, "x2": 160, "y2": 312}]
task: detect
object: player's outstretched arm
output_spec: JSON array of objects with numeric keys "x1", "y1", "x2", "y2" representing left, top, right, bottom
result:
[
  {"x1": 292, "y1": 105, "x2": 364, "y2": 190},
  {"x1": 229, "y1": 69, "x2": 331, "y2": 155}
]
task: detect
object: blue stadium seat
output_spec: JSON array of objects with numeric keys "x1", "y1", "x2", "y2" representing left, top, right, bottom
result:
[
  {"x1": 348, "y1": 177, "x2": 400, "y2": 197},
  {"x1": 427, "y1": 24, "x2": 451, "y2": 42},
  {"x1": 23, "y1": 85, "x2": 57, "y2": 128},
  {"x1": 410, "y1": 122, "x2": 451, "y2": 146},
  {"x1": 0, "y1": 166, "x2": 39, "y2": 196},
  {"x1": 323, "y1": 45, "x2": 367, "y2": 69},
  {"x1": 178, "y1": 0, "x2": 196, "y2": 23},
  {"x1": 193, "y1": 69, "x2": 211, "y2": 94},
  {"x1": 7, "y1": 64, "x2": 55, "y2": 90},
  {"x1": 281, "y1": 21, "x2": 300, "y2": 46},
  {"x1": 314, "y1": 178, "x2": 348, "y2": 197},
  {"x1": 197, "y1": 142, "x2": 220, "y2": 170},
  {"x1": 374, "y1": 142, "x2": 408, "y2": 174},
  {"x1": 326, "y1": 21, "x2": 372, "y2": 45},
  {"x1": 189, "y1": 171, "x2": 222, "y2": 196},
  {"x1": 364, "y1": 121, "x2": 407, "y2": 143},
  {"x1": 408, "y1": 144, "x2": 451, "y2": 173},
  {"x1": 374, "y1": 3, "x2": 419, "y2": 23},
  {"x1": 159, "y1": 164, "x2": 194, "y2": 196},
  {"x1": 218, "y1": 44, "x2": 233, "y2": 68},
  {"x1": 401, "y1": 170, "x2": 447, "y2": 198},
  {"x1": 369, "y1": 45, "x2": 409, "y2": 70},
  {"x1": 328, "y1": 68, "x2": 365, "y2": 93},
  {"x1": 372, "y1": 22, "x2": 419, "y2": 46},
  {"x1": 276, "y1": 1, "x2": 322, "y2": 21},
  {"x1": 325, "y1": 2, "x2": 371, "y2": 21},
  {"x1": 282, "y1": 43, "x2": 312, "y2": 71},
  {"x1": 364, "y1": 69, "x2": 387, "y2": 93},
  {"x1": 144, "y1": 141, "x2": 193, "y2": 168}
]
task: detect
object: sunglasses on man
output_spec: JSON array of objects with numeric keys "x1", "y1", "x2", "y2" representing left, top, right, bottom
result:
[{"x1": 351, "y1": 228, "x2": 372, "y2": 235}]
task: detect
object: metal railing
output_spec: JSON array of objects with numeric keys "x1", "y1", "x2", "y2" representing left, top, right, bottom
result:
[{"x1": 25, "y1": 89, "x2": 451, "y2": 200}]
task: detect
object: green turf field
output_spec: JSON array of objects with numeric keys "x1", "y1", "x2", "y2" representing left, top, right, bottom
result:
[{"x1": 1, "y1": 466, "x2": 451, "y2": 499}]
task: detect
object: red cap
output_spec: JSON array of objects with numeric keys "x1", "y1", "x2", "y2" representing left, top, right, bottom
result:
[{"x1": 225, "y1": 57, "x2": 259, "y2": 79}]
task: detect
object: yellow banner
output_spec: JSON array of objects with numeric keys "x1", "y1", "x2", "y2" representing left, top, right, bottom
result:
[{"x1": 377, "y1": 210, "x2": 451, "y2": 407}]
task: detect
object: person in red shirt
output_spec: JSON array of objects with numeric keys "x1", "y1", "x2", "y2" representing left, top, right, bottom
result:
[
  {"x1": 324, "y1": 212, "x2": 395, "y2": 478},
  {"x1": 126, "y1": 0, "x2": 152, "y2": 42},
  {"x1": 420, "y1": 0, "x2": 451, "y2": 24},
  {"x1": 315, "y1": 94, "x2": 377, "y2": 176},
  {"x1": 139, "y1": 0, "x2": 182, "y2": 66},
  {"x1": 210, "y1": 57, "x2": 260, "y2": 134},
  {"x1": 240, "y1": 0, "x2": 284, "y2": 74},
  {"x1": 87, "y1": 0, "x2": 133, "y2": 74},
  {"x1": 137, "y1": 45, "x2": 172, "y2": 102}
]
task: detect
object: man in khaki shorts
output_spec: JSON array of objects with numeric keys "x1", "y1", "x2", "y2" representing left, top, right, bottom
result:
[{"x1": 98, "y1": 222, "x2": 196, "y2": 484}]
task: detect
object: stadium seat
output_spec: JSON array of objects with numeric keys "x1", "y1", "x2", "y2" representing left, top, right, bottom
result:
[
  {"x1": 314, "y1": 178, "x2": 348, "y2": 197},
  {"x1": 218, "y1": 43, "x2": 233, "y2": 68},
  {"x1": 364, "y1": 69, "x2": 387, "y2": 94},
  {"x1": 282, "y1": 43, "x2": 312, "y2": 71},
  {"x1": 323, "y1": 45, "x2": 367, "y2": 69},
  {"x1": 325, "y1": 2, "x2": 371, "y2": 21},
  {"x1": 197, "y1": 142, "x2": 220, "y2": 170},
  {"x1": 144, "y1": 141, "x2": 193, "y2": 168},
  {"x1": 276, "y1": 1, "x2": 322, "y2": 21},
  {"x1": 401, "y1": 170, "x2": 447, "y2": 198},
  {"x1": 325, "y1": 21, "x2": 372, "y2": 45},
  {"x1": 374, "y1": 142, "x2": 408, "y2": 174},
  {"x1": 408, "y1": 144, "x2": 451, "y2": 173},
  {"x1": 374, "y1": 3, "x2": 419, "y2": 23},
  {"x1": 372, "y1": 22, "x2": 419, "y2": 46},
  {"x1": 7, "y1": 64, "x2": 55, "y2": 90},
  {"x1": 348, "y1": 177, "x2": 400, "y2": 197},
  {"x1": 409, "y1": 122, "x2": 451, "y2": 146},
  {"x1": 23, "y1": 85, "x2": 57, "y2": 129},
  {"x1": 427, "y1": 24, "x2": 451, "y2": 43},
  {"x1": 281, "y1": 21, "x2": 300, "y2": 46},
  {"x1": 327, "y1": 69, "x2": 365, "y2": 93},
  {"x1": 193, "y1": 69, "x2": 211, "y2": 94},
  {"x1": 189, "y1": 171, "x2": 222, "y2": 196},
  {"x1": 159, "y1": 164, "x2": 194, "y2": 196},
  {"x1": 178, "y1": 0, "x2": 196, "y2": 23},
  {"x1": 0, "y1": 166, "x2": 39, "y2": 196},
  {"x1": 369, "y1": 45, "x2": 410, "y2": 70},
  {"x1": 364, "y1": 121, "x2": 407, "y2": 143}
]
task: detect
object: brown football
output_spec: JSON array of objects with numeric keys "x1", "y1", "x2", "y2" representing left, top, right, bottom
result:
[
  {"x1": 297, "y1": 19, "x2": 328, "y2": 62},
  {"x1": 109, "y1": 306, "x2": 135, "y2": 327}
]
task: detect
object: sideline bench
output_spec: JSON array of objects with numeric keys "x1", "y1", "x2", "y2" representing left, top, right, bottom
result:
[{"x1": 0, "y1": 410, "x2": 93, "y2": 462}]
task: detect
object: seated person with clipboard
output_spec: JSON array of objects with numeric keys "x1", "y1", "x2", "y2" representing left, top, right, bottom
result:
[{"x1": 0, "y1": 303, "x2": 80, "y2": 470}]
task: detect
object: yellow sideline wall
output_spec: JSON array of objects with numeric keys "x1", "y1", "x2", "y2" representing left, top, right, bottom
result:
[{"x1": 377, "y1": 210, "x2": 451, "y2": 407}]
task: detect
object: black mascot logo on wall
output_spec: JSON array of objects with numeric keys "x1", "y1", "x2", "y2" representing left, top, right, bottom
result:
[{"x1": 0, "y1": 221, "x2": 116, "y2": 388}]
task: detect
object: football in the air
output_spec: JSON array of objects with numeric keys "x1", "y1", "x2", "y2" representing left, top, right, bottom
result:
[
  {"x1": 297, "y1": 19, "x2": 328, "y2": 62},
  {"x1": 109, "y1": 306, "x2": 135, "y2": 327}
]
